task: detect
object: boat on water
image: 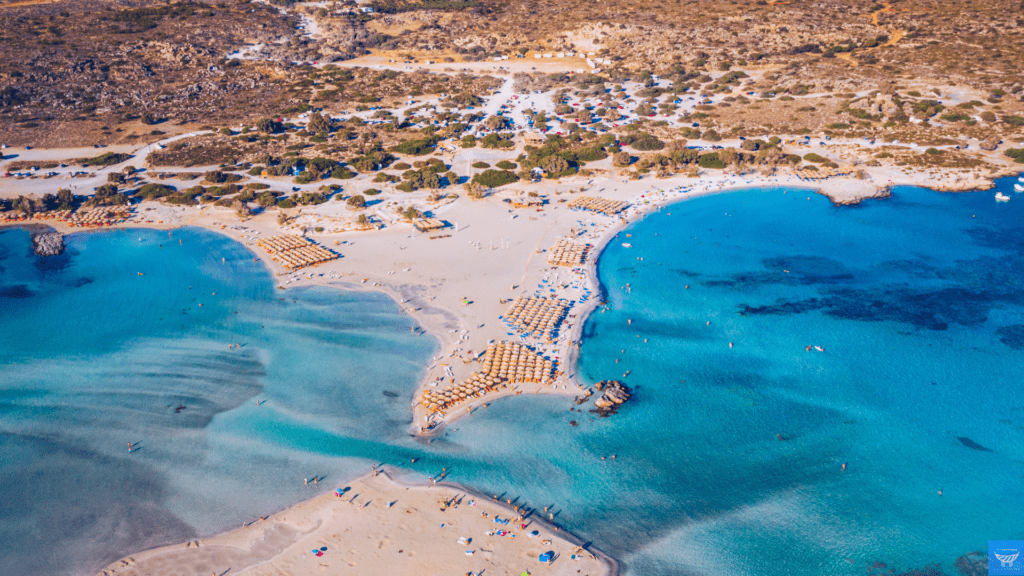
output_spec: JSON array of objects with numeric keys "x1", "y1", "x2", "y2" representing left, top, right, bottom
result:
[
  {"x1": 1019, "y1": 176, "x2": 1024, "y2": 183},
  {"x1": 1014, "y1": 183, "x2": 1024, "y2": 192},
  {"x1": 622, "y1": 243, "x2": 632, "y2": 248},
  {"x1": 996, "y1": 192, "x2": 1011, "y2": 202}
]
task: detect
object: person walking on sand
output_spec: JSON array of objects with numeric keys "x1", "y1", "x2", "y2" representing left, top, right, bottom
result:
[{"x1": 127, "y1": 442, "x2": 133, "y2": 453}]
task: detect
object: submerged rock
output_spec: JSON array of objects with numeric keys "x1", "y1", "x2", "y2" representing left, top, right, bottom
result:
[{"x1": 31, "y1": 232, "x2": 65, "y2": 256}]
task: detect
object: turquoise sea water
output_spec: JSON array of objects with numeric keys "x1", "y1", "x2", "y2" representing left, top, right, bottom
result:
[
  {"x1": 2, "y1": 177, "x2": 1023, "y2": 576},
  {"x1": 0, "y1": 227, "x2": 436, "y2": 575}
]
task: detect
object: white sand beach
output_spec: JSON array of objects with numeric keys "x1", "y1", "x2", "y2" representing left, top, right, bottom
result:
[{"x1": 96, "y1": 470, "x2": 611, "y2": 576}]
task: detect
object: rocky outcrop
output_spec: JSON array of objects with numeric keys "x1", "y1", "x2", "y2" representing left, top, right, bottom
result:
[
  {"x1": 591, "y1": 380, "x2": 632, "y2": 416},
  {"x1": 979, "y1": 136, "x2": 1001, "y2": 151},
  {"x1": 31, "y1": 232, "x2": 65, "y2": 257}
]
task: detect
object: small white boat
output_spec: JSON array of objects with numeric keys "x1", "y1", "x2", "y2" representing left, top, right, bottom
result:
[
  {"x1": 996, "y1": 192, "x2": 1011, "y2": 202},
  {"x1": 1014, "y1": 183, "x2": 1024, "y2": 192},
  {"x1": 1018, "y1": 176, "x2": 1024, "y2": 183},
  {"x1": 621, "y1": 243, "x2": 632, "y2": 248}
]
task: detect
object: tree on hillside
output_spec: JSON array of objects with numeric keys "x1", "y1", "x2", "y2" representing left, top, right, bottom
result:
[
  {"x1": 485, "y1": 115, "x2": 508, "y2": 131},
  {"x1": 257, "y1": 118, "x2": 283, "y2": 133},
  {"x1": 307, "y1": 112, "x2": 331, "y2": 134},
  {"x1": 613, "y1": 151, "x2": 633, "y2": 166}
]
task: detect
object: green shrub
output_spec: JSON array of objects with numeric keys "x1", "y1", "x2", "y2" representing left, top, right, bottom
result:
[
  {"x1": 393, "y1": 162, "x2": 412, "y2": 170},
  {"x1": 471, "y1": 169, "x2": 519, "y2": 188},
  {"x1": 134, "y1": 183, "x2": 175, "y2": 199},
  {"x1": 576, "y1": 146, "x2": 608, "y2": 162},
  {"x1": 277, "y1": 198, "x2": 296, "y2": 208},
  {"x1": 391, "y1": 137, "x2": 437, "y2": 156},
  {"x1": 1002, "y1": 115, "x2": 1024, "y2": 126},
  {"x1": 701, "y1": 130, "x2": 722, "y2": 142},
  {"x1": 496, "y1": 160, "x2": 517, "y2": 170},
  {"x1": 1004, "y1": 149, "x2": 1024, "y2": 163},
  {"x1": 472, "y1": 161, "x2": 491, "y2": 169},
  {"x1": 826, "y1": 123, "x2": 850, "y2": 129},
  {"x1": 940, "y1": 111, "x2": 971, "y2": 122},
  {"x1": 803, "y1": 153, "x2": 828, "y2": 163},
  {"x1": 396, "y1": 182, "x2": 415, "y2": 192},
  {"x1": 330, "y1": 166, "x2": 357, "y2": 179},
  {"x1": 256, "y1": 118, "x2": 283, "y2": 133},
  {"x1": 480, "y1": 133, "x2": 515, "y2": 149},
  {"x1": 925, "y1": 147, "x2": 942, "y2": 155},
  {"x1": 697, "y1": 153, "x2": 725, "y2": 169},
  {"x1": 204, "y1": 170, "x2": 241, "y2": 184},
  {"x1": 670, "y1": 149, "x2": 699, "y2": 164},
  {"x1": 207, "y1": 184, "x2": 240, "y2": 196},
  {"x1": 364, "y1": 188, "x2": 382, "y2": 195},
  {"x1": 619, "y1": 132, "x2": 661, "y2": 150},
  {"x1": 257, "y1": 192, "x2": 278, "y2": 207},
  {"x1": 82, "y1": 152, "x2": 131, "y2": 167}
]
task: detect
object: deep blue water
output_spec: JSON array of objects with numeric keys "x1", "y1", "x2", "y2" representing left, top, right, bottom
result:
[{"x1": 2, "y1": 176, "x2": 1023, "y2": 576}]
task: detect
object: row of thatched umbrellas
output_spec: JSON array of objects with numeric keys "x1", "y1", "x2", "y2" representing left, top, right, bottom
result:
[
  {"x1": 479, "y1": 342, "x2": 555, "y2": 384},
  {"x1": 546, "y1": 238, "x2": 590, "y2": 267},
  {"x1": 256, "y1": 234, "x2": 311, "y2": 254},
  {"x1": 503, "y1": 296, "x2": 570, "y2": 340},
  {"x1": 566, "y1": 196, "x2": 628, "y2": 215},
  {"x1": 68, "y1": 208, "x2": 131, "y2": 227},
  {"x1": 273, "y1": 245, "x2": 338, "y2": 270},
  {"x1": 420, "y1": 372, "x2": 508, "y2": 413}
]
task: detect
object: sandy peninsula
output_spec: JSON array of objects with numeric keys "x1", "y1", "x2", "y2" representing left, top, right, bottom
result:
[{"x1": 95, "y1": 470, "x2": 612, "y2": 576}]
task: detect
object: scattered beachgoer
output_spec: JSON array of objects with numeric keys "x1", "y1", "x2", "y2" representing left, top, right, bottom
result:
[
  {"x1": 304, "y1": 478, "x2": 308, "y2": 486},
  {"x1": 842, "y1": 463, "x2": 847, "y2": 471},
  {"x1": 127, "y1": 442, "x2": 133, "y2": 453}
]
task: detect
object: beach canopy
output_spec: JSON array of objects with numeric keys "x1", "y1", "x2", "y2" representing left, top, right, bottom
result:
[{"x1": 539, "y1": 552, "x2": 553, "y2": 562}]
